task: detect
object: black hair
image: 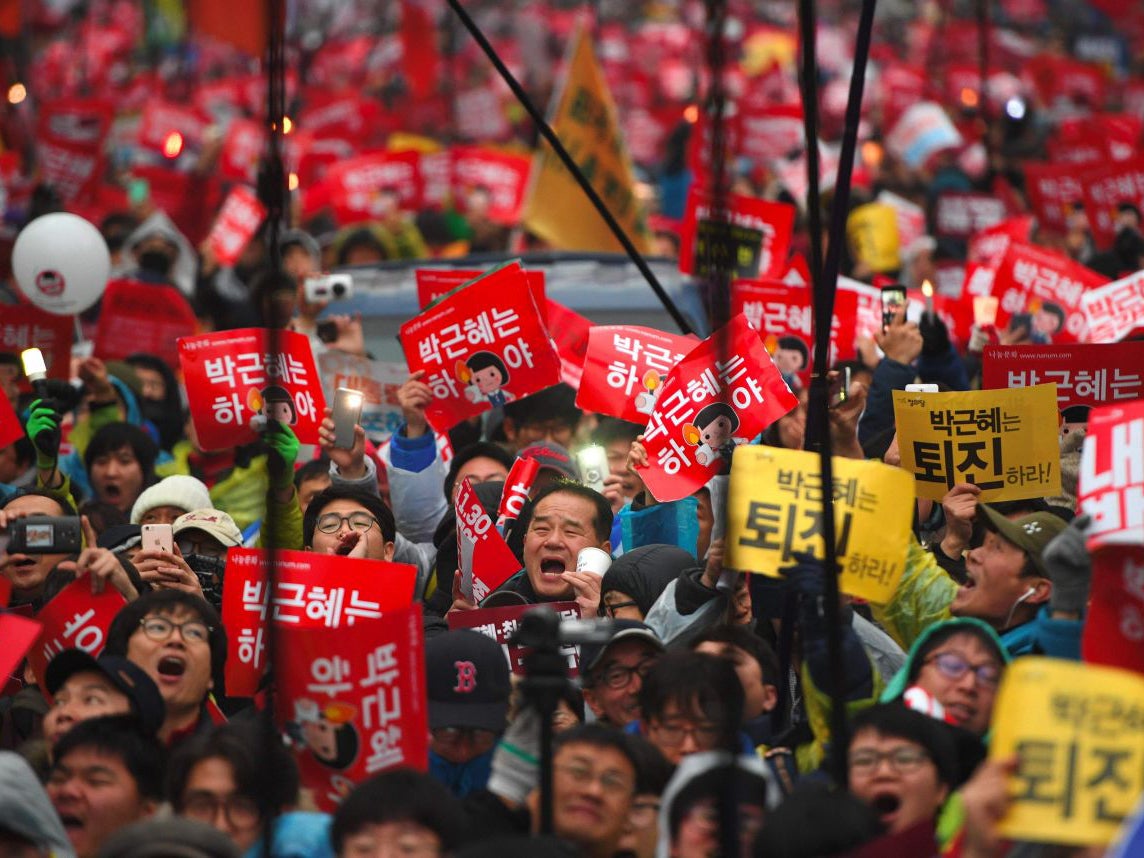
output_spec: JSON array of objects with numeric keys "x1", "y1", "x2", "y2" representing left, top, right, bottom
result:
[
  {"x1": 330, "y1": 768, "x2": 465, "y2": 853},
  {"x1": 0, "y1": 487, "x2": 77, "y2": 517},
  {"x1": 302, "y1": 486, "x2": 397, "y2": 546},
  {"x1": 667, "y1": 761, "x2": 772, "y2": 843},
  {"x1": 694, "y1": 402, "x2": 739, "y2": 433},
  {"x1": 78, "y1": 499, "x2": 129, "y2": 535},
  {"x1": 691, "y1": 624, "x2": 780, "y2": 687},
  {"x1": 260, "y1": 385, "x2": 297, "y2": 423},
  {"x1": 5, "y1": 435, "x2": 34, "y2": 467},
  {"x1": 336, "y1": 228, "x2": 388, "y2": 265},
  {"x1": 906, "y1": 624, "x2": 1005, "y2": 687},
  {"x1": 524, "y1": 480, "x2": 613, "y2": 544},
  {"x1": 168, "y1": 721, "x2": 299, "y2": 816},
  {"x1": 443, "y1": 441, "x2": 514, "y2": 502},
  {"x1": 591, "y1": 417, "x2": 643, "y2": 448},
  {"x1": 51, "y1": 714, "x2": 166, "y2": 801},
  {"x1": 465, "y1": 351, "x2": 510, "y2": 385},
  {"x1": 849, "y1": 704, "x2": 958, "y2": 788},
  {"x1": 754, "y1": 781, "x2": 883, "y2": 857},
  {"x1": 294, "y1": 457, "x2": 332, "y2": 488},
  {"x1": 625, "y1": 733, "x2": 673, "y2": 796},
  {"x1": 1038, "y1": 301, "x2": 1065, "y2": 328},
  {"x1": 776, "y1": 336, "x2": 808, "y2": 362},
  {"x1": 502, "y1": 383, "x2": 580, "y2": 428},
  {"x1": 83, "y1": 422, "x2": 159, "y2": 479},
  {"x1": 104, "y1": 590, "x2": 227, "y2": 693},
  {"x1": 639, "y1": 651, "x2": 745, "y2": 752},
  {"x1": 553, "y1": 723, "x2": 639, "y2": 789}
]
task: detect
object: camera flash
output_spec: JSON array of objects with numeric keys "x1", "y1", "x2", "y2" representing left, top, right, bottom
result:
[{"x1": 21, "y1": 348, "x2": 47, "y2": 382}]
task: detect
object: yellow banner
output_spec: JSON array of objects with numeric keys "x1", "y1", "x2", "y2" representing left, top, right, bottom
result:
[
  {"x1": 990, "y1": 657, "x2": 1144, "y2": 847},
  {"x1": 520, "y1": 25, "x2": 651, "y2": 255},
  {"x1": 846, "y1": 203, "x2": 900, "y2": 274},
  {"x1": 892, "y1": 384, "x2": 1061, "y2": 503},
  {"x1": 724, "y1": 446, "x2": 915, "y2": 603}
]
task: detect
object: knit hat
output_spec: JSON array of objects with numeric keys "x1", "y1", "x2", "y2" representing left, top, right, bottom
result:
[
  {"x1": 173, "y1": 509, "x2": 243, "y2": 548},
  {"x1": 130, "y1": 475, "x2": 211, "y2": 524}
]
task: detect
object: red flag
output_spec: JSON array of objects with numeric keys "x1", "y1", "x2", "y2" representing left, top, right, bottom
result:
[
  {"x1": 187, "y1": 0, "x2": 267, "y2": 59},
  {"x1": 400, "y1": 0, "x2": 440, "y2": 100}
]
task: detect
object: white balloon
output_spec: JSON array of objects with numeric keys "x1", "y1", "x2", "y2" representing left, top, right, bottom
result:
[{"x1": 13, "y1": 213, "x2": 110, "y2": 315}]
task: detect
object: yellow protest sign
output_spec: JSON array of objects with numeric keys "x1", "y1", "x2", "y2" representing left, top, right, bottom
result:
[
  {"x1": 892, "y1": 384, "x2": 1061, "y2": 503},
  {"x1": 520, "y1": 25, "x2": 651, "y2": 255},
  {"x1": 990, "y1": 657, "x2": 1144, "y2": 847},
  {"x1": 846, "y1": 202, "x2": 900, "y2": 273},
  {"x1": 724, "y1": 446, "x2": 915, "y2": 603}
]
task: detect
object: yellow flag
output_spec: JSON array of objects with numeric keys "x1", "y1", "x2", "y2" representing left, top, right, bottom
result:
[
  {"x1": 521, "y1": 25, "x2": 651, "y2": 255},
  {"x1": 990, "y1": 657, "x2": 1144, "y2": 847},
  {"x1": 724, "y1": 446, "x2": 915, "y2": 603},
  {"x1": 892, "y1": 384, "x2": 1062, "y2": 502}
]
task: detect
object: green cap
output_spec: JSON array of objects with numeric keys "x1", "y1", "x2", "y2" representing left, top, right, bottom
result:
[{"x1": 978, "y1": 506, "x2": 1067, "y2": 578}]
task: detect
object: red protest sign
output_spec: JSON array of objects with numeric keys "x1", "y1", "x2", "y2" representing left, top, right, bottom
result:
[
  {"x1": 576, "y1": 325, "x2": 694, "y2": 424},
  {"x1": 1082, "y1": 156, "x2": 1144, "y2": 249},
  {"x1": 0, "y1": 386, "x2": 25, "y2": 451},
  {"x1": 738, "y1": 103, "x2": 804, "y2": 165},
  {"x1": 968, "y1": 216, "x2": 1033, "y2": 266},
  {"x1": 1079, "y1": 400, "x2": 1144, "y2": 551},
  {"x1": 0, "y1": 304, "x2": 73, "y2": 392},
  {"x1": 137, "y1": 100, "x2": 210, "y2": 156},
  {"x1": 26, "y1": 579, "x2": 127, "y2": 691},
  {"x1": 1023, "y1": 162, "x2": 1085, "y2": 235},
  {"x1": 934, "y1": 192, "x2": 1007, "y2": 240},
  {"x1": 455, "y1": 478, "x2": 521, "y2": 602},
  {"x1": 178, "y1": 328, "x2": 327, "y2": 451},
  {"x1": 545, "y1": 300, "x2": 593, "y2": 388},
  {"x1": 638, "y1": 315, "x2": 798, "y2": 502},
  {"x1": 205, "y1": 186, "x2": 267, "y2": 267},
  {"x1": 0, "y1": 613, "x2": 41, "y2": 693},
  {"x1": 731, "y1": 279, "x2": 813, "y2": 379},
  {"x1": 679, "y1": 188, "x2": 795, "y2": 282},
  {"x1": 448, "y1": 601, "x2": 582, "y2": 677},
  {"x1": 987, "y1": 242, "x2": 1108, "y2": 344},
  {"x1": 36, "y1": 98, "x2": 114, "y2": 203},
  {"x1": 497, "y1": 456, "x2": 540, "y2": 529},
  {"x1": 982, "y1": 343, "x2": 1144, "y2": 410},
  {"x1": 1083, "y1": 547, "x2": 1144, "y2": 675},
  {"x1": 220, "y1": 547, "x2": 418, "y2": 697},
  {"x1": 277, "y1": 602, "x2": 428, "y2": 812},
  {"x1": 94, "y1": 280, "x2": 197, "y2": 368},
  {"x1": 1082, "y1": 270, "x2": 1144, "y2": 344},
  {"x1": 399, "y1": 263, "x2": 562, "y2": 431},
  {"x1": 451, "y1": 146, "x2": 532, "y2": 226},
  {"x1": 837, "y1": 276, "x2": 883, "y2": 343},
  {"x1": 320, "y1": 150, "x2": 424, "y2": 223},
  {"x1": 413, "y1": 268, "x2": 547, "y2": 322}
]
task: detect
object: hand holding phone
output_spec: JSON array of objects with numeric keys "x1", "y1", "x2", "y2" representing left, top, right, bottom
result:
[
  {"x1": 881, "y1": 285, "x2": 907, "y2": 331},
  {"x1": 332, "y1": 387, "x2": 364, "y2": 450},
  {"x1": 829, "y1": 367, "x2": 852, "y2": 409},
  {"x1": 141, "y1": 523, "x2": 174, "y2": 555}
]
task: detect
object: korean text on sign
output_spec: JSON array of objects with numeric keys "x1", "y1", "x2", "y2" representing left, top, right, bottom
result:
[
  {"x1": 725, "y1": 446, "x2": 915, "y2": 603},
  {"x1": 1082, "y1": 270, "x2": 1144, "y2": 345},
  {"x1": 27, "y1": 581, "x2": 127, "y2": 694},
  {"x1": 990, "y1": 658, "x2": 1144, "y2": 847},
  {"x1": 892, "y1": 385, "x2": 1062, "y2": 503},
  {"x1": 982, "y1": 343, "x2": 1144, "y2": 411},
  {"x1": 448, "y1": 601, "x2": 582, "y2": 677},
  {"x1": 1082, "y1": 547, "x2": 1144, "y2": 676},
  {"x1": 1079, "y1": 400, "x2": 1144, "y2": 550},
  {"x1": 178, "y1": 328, "x2": 326, "y2": 451},
  {"x1": 454, "y1": 477, "x2": 521, "y2": 602}
]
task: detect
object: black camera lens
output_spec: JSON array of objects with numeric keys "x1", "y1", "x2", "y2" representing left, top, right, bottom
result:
[{"x1": 332, "y1": 282, "x2": 346, "y2": 298}]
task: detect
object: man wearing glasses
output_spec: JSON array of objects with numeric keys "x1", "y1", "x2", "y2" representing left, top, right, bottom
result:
[
  {"x1": 580, "y1": 620, "x2": 664, "y2": 728},
  {"x1": 105, "y1": 590, "x2": 226, "y2": 746},
  {"x1": 301, "y1": 486, "x2": 397, "y2": 562}
]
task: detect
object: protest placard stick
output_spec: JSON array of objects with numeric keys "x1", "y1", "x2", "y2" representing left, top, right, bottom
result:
[{"x1": 443, "y1": 0, "x2": 693, "y2": 336}]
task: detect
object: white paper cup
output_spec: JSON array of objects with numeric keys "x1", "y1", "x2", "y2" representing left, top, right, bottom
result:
[{"x1": 576, "y1": 547, "x2": 612, "y2": 577}]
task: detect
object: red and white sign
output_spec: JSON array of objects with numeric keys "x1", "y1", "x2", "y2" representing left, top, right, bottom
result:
[
  {"x1": 319, "y1": 150, "x2": 424, "y2": 223},
  {"x1": 1079, "y1": 401, "x2": 1144, "y2": 550},
  {"x1": 638, "y1": 315, "x2": 798, "y2": 502},
  {"x1": 837, "y1": 276, "x2": 883, "y2": 344},
  {"x1": 0, "y1": 614, "x2": 41, "y2": 695},
  {"x1": 0, "y1": 304, "x2": 73, "y2": 392},
  {"x1": 218, "y1": 118, "x2": 265, "y2": 184},
  {"x1": 277, "y1": 602, "x2": 428, "y2": 811},
  {"x1": 968, "y1": 216, "x2": 1033, "y2": 266},
  {"x1": 455, "y1": 477, "x2": 522, "y2": 602},
  {"x1": 1082, "y1": 156, "x2": 1144, "y2": 249},
  {"x1": 448, "y1": 601, "x2": 582, "y2": 677},
  {"x1": 27, "y1": 580, "x2": 127, "y2": 693},
  {"x1": 1083, "y1": 547, "x2": 1144, "y2": 675},
  {"x1": 730, "y1": 278, "x2": 814, "y2": 384},
  {"x1": 982, "y1": 343, "x2": 1144, "y2": 411},
  {"x1": 137, "y1": 100, "x2": 210, "y2": 156},
  {"x1": 220, "y1": 547, "x2": 418, "y2": 697},
  {"x1": 94, "y1": 280, "x2": 198, "y2": 369},
  {"x1": 36, "y1": 98, "x2": 114, "y2": 203},
  {"x1": 986, "y1": 242, "x2": 1108, "y2": 343},
  {"x1": 399, "y1": 263, "x2": 561, "y2": 431},
  {"x1": 738, "y1": 103, "x2": 804, "y2": 165},
  {"x1": 205, "y1": 186, "x2": 267, "y2": 268},
  {"x1": 1082, "y1": 270, "x2": 1144, "y2": 344},
  {"x1": 414, "y1": 267, "x2": 546, "y2": 318},
  {"x1": 679, "y1": 188, "x2": 795, "y2": 281},
  {"x1": 497, "y1": 456, "x2": 540, "y2": 530},
  {"x1": 934, "y1": 193, "x2": 1007, "y2": 239},
  {"x1": 178, "y1": 328, "x2": 327, "y2": 451},
  {"x1": 545, "y1": 300, "x2": 594, "y2": 388},
  {"x1": 1022, "y1": 162, "x2": 1085, "y2": 235},
  {"x1": 0, "y1": 391, "x2": 24, "y2": 451},
  {"x1": 451, "y1": 146, "x2": 532, "y2": 226},
  {"x1": 576, "y1": 325, "x2": 694, "y2": 424}
]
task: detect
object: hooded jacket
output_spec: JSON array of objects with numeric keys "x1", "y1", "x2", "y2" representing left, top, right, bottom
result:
[
  {"x1": 0, "y1": 750, "x2": 75, "y2": 856},
  {"x1": 601, "y1": 544, "x2": 694, "y2": 617}
]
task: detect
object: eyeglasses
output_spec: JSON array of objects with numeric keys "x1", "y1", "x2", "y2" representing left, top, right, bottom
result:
[
  {"x1": 594, "y1": 659, "x2": 655, "y2": 690},
  {"x1": 555, "y1": 762, "x2": 634, "y2": 796},
  {"x1": 647, "y1": 719, "x2": 721, "y2": 748},
  {"x1": 175, "y1": 536, "x2": 227, "y2": 558},
  {"x1": 629, "y1": 799, "x2": 661, "y2": 828},
  {"x1": 316, "y1": 511, "x2": 378, "y2": 534},
  {"x1": 601, "y1": 599, "x2": 639, "y2": 618},
  {"x1": 923, "y1": 652, "x2": 1002, "y2": 689},
  {"x1": 430, "y1": 727, "x2": 498, "y2": 751},
  {"x1": 848, "y1": 746, "x2": 931, "y2": 774},
  {"x1": 138, "y1": 616, "x2": 212, "y2": 644},
  {"x1": 182, "y1": 792, "x2": 260, "y2": 830}
]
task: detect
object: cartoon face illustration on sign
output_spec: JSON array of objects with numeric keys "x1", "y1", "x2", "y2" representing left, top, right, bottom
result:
[
  {"x1": 684, "y1": 402, "x2": 745, "y2": 467},
  {"x1": 292, "y1": 699, "x2": 360, "y2": 771},
  {"x1": 460, "y1": 350, "x2": 515, "y2": 408},
  {"x1": 249, "y1": 384, "x2": 297, "y2": 432}
]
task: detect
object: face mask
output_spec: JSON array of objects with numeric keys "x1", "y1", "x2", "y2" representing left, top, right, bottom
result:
[
  {"x1": 185, "y1": 554, "x2": 226, "y2": 609},
  {"x1": 138, "y1": 250, "x2": 174, "y2": 276},
  {"x1": 427, "y1": 747, "x2": 494, "y2": 798}
]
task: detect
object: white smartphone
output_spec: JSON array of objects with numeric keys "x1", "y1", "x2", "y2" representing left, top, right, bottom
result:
[
  {"x1": 575, "y1": 445, "x2": 608, "y2": 494},
  {"x1": 332, "y1": 387, "x2": 363, "y2": 449},
  {"x1": 904, "y1": 384, "x2": 939, "y2": 393},
  {"x1": 141, "y1": 523, "x2": 174, "y2": 554}
]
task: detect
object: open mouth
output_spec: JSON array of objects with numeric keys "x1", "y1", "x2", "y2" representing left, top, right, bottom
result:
[
  {"x1": 102, "y1": 483, "x2": 122, "y2": 500},
  {"x1": 58, "y1": 813, "x2": 84, "y2": 831},
  {"x1": 10, "y1": 556, "x2": 35, "y2": 568},
  {"x1": 335, "y1": 533, "x2": 360, "y2": 556},
  {"x1": 540, "y1": 559, "x2": 566, "y2": 578},
  {"x1": 871, "y1": 792, "x2": 902, "y2": 819},
  {"x1": 157, "y1": 655, "x2": 187, "y2": 678},
  {"x1": 947, "y1": 702, "x2": 975, "y2": 724}
]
